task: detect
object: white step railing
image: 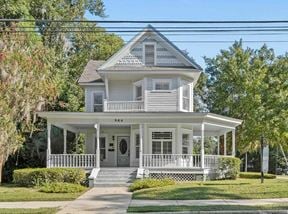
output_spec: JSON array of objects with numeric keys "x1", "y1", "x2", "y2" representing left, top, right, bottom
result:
[
  {"x1": 142, "y1": 154, "x2": 201, "y2": 168},
  {"x1": 48, "y1": 154, "x2": 97, "y2": 168},
  {"x1": 104, "y1": 100, "x2": 144, "y2": 112}
]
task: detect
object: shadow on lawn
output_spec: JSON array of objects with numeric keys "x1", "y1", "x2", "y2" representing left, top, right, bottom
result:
[
  {"x1": 134, "y1": 186, "x2": 248, "y2": 200},
  {"x1": 201, "y1": 182, "x2": 250, "y2": 186}
]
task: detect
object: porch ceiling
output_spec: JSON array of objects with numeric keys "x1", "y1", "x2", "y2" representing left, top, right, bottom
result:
[{"x1": 37, "y1": 111, "x2": 242, "y2": 135}]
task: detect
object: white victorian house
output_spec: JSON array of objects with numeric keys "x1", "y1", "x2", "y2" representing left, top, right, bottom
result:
[{"x1": 38, "y1": 25, "x2": 242, "y2": 185}]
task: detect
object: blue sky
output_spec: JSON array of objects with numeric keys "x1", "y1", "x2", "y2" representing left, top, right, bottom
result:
[{"x1": 86, "y1": 0, "x2": 288, "y2": 68}]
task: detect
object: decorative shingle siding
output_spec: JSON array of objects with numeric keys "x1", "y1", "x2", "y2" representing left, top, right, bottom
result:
[{"x1": 115, "y1": 35, "x2": 186, "y2": 67}]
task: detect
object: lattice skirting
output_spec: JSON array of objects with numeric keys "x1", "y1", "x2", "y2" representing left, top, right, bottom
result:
[{"x1": 149, "y1": 172, "x2": 204, "y2": 181}]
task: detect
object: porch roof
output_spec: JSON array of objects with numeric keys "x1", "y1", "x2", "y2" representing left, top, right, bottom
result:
[{"x1": 37, "y1": 111, "x2": 242, "y2": 136}]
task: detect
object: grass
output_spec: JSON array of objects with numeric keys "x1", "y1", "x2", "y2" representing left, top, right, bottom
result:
[
  {"x1": 132, "y1": 178, "x2": 288, "y2": 200},
  {"x1": 127, "y1": 203, "x2": 288, "y2": 212},
  {"x1": 0, "y1": 208, "x2": 58, "y2": 214},
  {"x1": 0, "y1": 184, "x2": 87, "y2": 202}
]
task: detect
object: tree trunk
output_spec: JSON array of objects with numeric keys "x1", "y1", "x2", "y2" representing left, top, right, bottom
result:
[
  {"x1": 245, "y1": 152, "x2": 248, "y2": 172},
  {"x1": 0, "y1": 155, "x2": 4, "y2": 183}
]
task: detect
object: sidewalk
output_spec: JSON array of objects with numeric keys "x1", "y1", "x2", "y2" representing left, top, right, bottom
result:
[
  {"x1": 57, "y1": 186, "x2": 132, "y2": 214},
  {"x1": 0, "y1": 201, "x2": 69, "y2": 209},
  {"x1": 130, "y1": 198, "x2": 288, "y2": 207}
]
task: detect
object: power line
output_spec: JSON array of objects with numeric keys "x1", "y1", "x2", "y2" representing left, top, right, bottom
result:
[{"x1": 2, "y1": 19, "x2": 288, "y2": 24}]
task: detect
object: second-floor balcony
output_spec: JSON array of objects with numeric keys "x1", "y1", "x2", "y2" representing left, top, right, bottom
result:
[{"x1": 104, "y1": 100, "x2": 145, "y2": 112}]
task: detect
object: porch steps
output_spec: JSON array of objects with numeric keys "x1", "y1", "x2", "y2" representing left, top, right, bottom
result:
[{"x1": 94, "y1": 167, "x2": 137, "y2": 186}]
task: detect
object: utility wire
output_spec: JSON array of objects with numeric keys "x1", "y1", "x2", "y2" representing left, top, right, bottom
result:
[{"x1": 2, "y1": 19, "x2": 288, "y2": 24}]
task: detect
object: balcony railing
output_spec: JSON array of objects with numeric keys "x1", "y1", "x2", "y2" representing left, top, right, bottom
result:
[
  {"x1": 104, "y1": 100, "x2": 144, "y2": 112},
  {"x1": 48, "y1": 154, "x2": 97, "y2": 168}
]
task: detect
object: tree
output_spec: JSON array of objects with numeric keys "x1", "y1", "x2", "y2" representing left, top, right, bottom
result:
[
  {"x1": 202, "y1": 41, "x2": 288, "y2": 155},
  {"x1": 0, "y1": 32, "x2": 58, "y2": 182}
]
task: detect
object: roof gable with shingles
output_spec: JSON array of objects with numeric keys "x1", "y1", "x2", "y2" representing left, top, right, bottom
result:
[{"x1": 78, "y1": 60, "x2": 105, "y2": 83}]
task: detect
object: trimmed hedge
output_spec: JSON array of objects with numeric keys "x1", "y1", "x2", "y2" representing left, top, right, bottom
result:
[
  {"x1": 129, "y1": 178, "x2": 175, "y2": 192},
  {"x1": 13, "y1": 168, "x2": 86, "y2": 186},
  {"x1": 217, "y1": 156, "x2": 241, "y2": 180},
  {"x1": 39, "y1": 182, "x2": 87, "y2": 193},
  {"x1": 239, "y1": 172, "x2": 276, "y2": 179}
]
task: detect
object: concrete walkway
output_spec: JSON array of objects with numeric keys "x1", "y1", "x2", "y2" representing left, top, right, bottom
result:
[
  {"x1": 130, "y1": 198, "x2": 288, "y2": 207},
  {"x1": 0, "y1": 201, "x2": 69, "y2": 209},
  {"x1": 57, "y1": 186, "x2": 132, "y2": 214}
]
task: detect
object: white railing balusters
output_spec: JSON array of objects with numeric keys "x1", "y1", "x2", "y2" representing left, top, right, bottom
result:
[
  {"x1": 142, "y1": 154, "x2": 202, "y2": 169},
  {"x1": 105, "y1": 101, "x2": 144, "y2": 112},
  {"x1": 48, "y1": 154, "x2": 97, "y2": 169}
]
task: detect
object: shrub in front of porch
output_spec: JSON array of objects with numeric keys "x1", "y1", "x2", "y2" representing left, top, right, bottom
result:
[
  {"x1": 129, "y1": 178, "x2": 175, "y2": 192},
  {"x1": 13, "y1": 168, "x2": 86, "y2": 186},
  {"x1": 39, "y1": 182, "x2": 86, "y2": 193},
  {"x1": 217, "y1": 157, "x2": 241, "y2": 180}
]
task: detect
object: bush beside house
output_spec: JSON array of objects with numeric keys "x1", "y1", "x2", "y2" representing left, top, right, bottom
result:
[
  {"x1": 217, "y1": 157, "x2": 241, "y2": 179},
  {"x1": 13, "y1": 168, "x2": 86, "y2": 187}
]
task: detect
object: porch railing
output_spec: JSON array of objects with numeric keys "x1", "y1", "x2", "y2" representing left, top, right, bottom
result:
[
  {"x1": 143, "y1": 154, "x2": 201, "y2": 168},
  {"x1": 204, "y1": 155, "x2": 221, "y2": 169},
  {"x1": 104, "y1": 100, "x2": 144, "y2": 112},
  {"x1": 48, "y1": 154, "x2": 97, "y2": 168}
]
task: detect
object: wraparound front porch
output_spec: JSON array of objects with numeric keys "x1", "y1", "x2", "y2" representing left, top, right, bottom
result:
[{"x1": 39, "y1": 112, "x2": 242, "y2": 177}]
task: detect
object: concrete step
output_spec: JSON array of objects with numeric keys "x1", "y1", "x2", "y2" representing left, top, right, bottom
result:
[{"x1": 94, "y1": 167, "x2": 137, "y2": 186}]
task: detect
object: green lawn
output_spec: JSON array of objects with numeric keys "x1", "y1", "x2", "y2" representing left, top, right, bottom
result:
[
  {"x1": 132, "y1": 178, "x2": 288, "y2": 200},
  {"x1": 127, "y1": 204, "x2": 288, "y2": 213},
  {"x1": 0, "y1": 208, "x2": 58, "y2": 214},
  {"x1": 0, "y1": 184, "x2": 87, "y2": 202}
]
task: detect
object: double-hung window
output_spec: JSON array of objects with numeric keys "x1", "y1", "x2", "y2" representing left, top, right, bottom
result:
[
  {"x1": 93, "y1": 92, "x2": 103, "y2": 112},
  {"x1": 182, "y1": 81, "x2": 190, "y2": 111},
  {"x1": 182, "y1": 133, "x2": 189, "y2": 154},
  {"x1": 95, "y1": 137, "x2": 106, "y2": 161},
  {"x1": 153, "y1": 79, "x2": 172, "y2": 91},
  {"x1": 152, "y1": 131, "x2": 173, "y2": 154},
  {"x1": 144, "y1": 44, "x2": 155, "y2": 66},
  {"x1": 135, "y1": 134, "x2": 140, "y2": 159}
]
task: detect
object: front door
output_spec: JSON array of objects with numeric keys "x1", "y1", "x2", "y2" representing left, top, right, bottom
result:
[{"x1": 117, "y1": 136, "x2": 130, "y2": 167}]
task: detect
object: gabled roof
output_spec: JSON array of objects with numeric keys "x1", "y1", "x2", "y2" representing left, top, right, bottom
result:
[
  {"x1": 78, "y1": 60, "x2": 105, "y2": 84},
  {"x1": 98, "y1": 25, "x2": 203, "y2": 71}
]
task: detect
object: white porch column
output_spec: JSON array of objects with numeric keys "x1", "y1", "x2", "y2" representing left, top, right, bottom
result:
[
  {"x1": 201, "y1": 123, "x2": 205, "y2": 168},
  {"x1": 190, "y1": 82, "x2": 194, "y2": 112},
  {"x1": 232, "y1": 130, "x2": 236, "y2": 156},
  {"x1": 189, "y1": 125, "x2": 193, "y2": 154},
  {"x1": 177, "y1": 124, "x2": 182, "y2": 154},
  {"x1": 63, "y1": 129, "x2": 67, "y2": 154},
  {"x1": 217, "y1": 135, "x2": 220, "y2": 155},
  {"x1": 47, "y1": 122, "x2": 51, "y2": 168},
  {"x1": 95, "y1": 124, "x2": 100, "y2": 168},
  {"x1": 224, "y1": 133, "x2": 227, "y2": 156},
  {"x1": 139, "y1": 124, "x2": 144, "y2": 168}
]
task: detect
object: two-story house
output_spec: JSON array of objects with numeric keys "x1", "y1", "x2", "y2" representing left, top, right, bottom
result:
[{"x1": 38, "y1": 25, "x2": 242, "y2": 185}]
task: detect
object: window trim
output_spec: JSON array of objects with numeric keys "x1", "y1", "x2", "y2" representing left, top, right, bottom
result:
[
  {"x1": 94, "y1": 134, "x2": 108, "y2": 161},
  {"x1": 143, "y1": 42, "x2": 157, "y2": 66},
  {"x1": 149, "y1": 128, "x2": 175, "y2": 154},
  {"x1": 133, "y1": 80, "x2": 143, "y2": 101},
  {"x1": 182, "y1": 80, "x2": 190, "y2": 112},
  {"x1": 91, "y1": 91, "x2": 104, "y2": 112},
  {"x1": 152, "y1": 79, "x2": 172, "y2": 91}
]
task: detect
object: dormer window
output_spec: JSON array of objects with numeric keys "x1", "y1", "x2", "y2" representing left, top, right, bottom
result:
[{"x1": 144, "y1": 43, "x2": 156, "y2": 66}]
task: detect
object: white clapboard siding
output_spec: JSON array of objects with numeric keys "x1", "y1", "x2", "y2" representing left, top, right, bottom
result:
[
  {"x1": 85, "y1": 86, "x2": 106, "y2": 112},
  {"x1": 146, "y1": 91, "x2": 178, "y2": 111},
  {"x1": 109, "y1": 80, "x2": 134, "y2": 101}
]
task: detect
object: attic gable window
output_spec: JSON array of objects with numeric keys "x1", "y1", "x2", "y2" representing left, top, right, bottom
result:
[{"x1": 144, "y1": 44, "x2": 156, "y2": 66}]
